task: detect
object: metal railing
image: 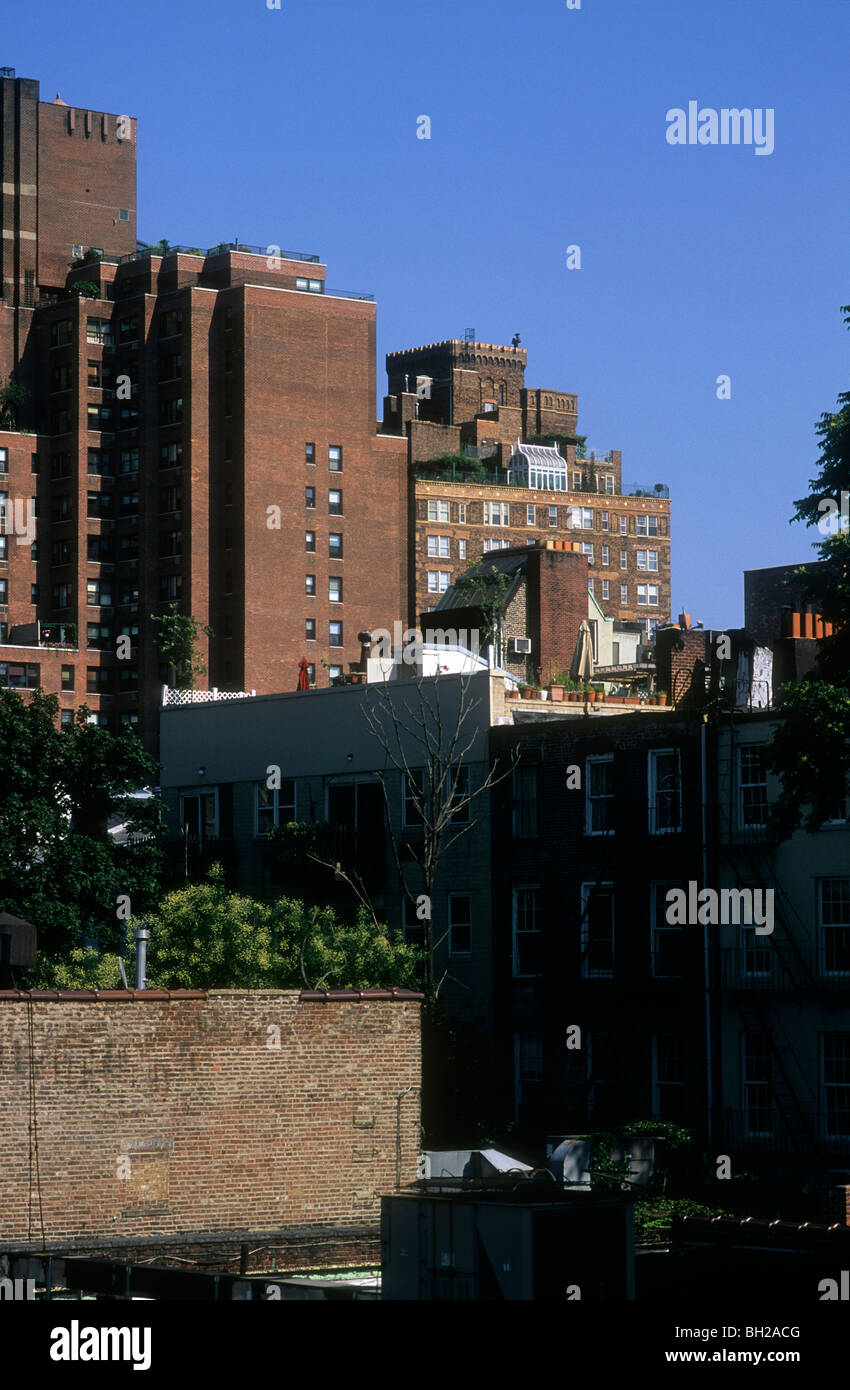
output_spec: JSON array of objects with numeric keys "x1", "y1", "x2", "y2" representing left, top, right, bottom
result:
[
  {"x1": 413, "y1": 466, "x2": 666, "y2": 498},
  {"x1": 719, "y1": 1107, "x2": 850, "y2": 1153},
  {"x1": 720, "y1": 946, "x2": 850, "y2": 990},
  {"x1": 117, "y1": 242, "x2": 321, "y2": 265}
]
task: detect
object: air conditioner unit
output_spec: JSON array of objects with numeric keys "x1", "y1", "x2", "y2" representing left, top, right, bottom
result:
[{"x1": 509, "y1": 637, "x2": 532, "y2": 655}]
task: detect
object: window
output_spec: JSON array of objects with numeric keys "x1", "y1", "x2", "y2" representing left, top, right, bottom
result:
[
  {"x1": 52, "y1": 539, "x2": 70, "y2": 566},
  {"x1": 305, "y1": 574, "x2": 316, "y2": 596},
  {"x1": 651, "y1": 881, "x2": 685, "y2": 977},
  {"x1": 427, "y1": 535, "x2": 451, "y2": 558},
  {"x1": 52, "y1": 495, "x2": 72, "y2": 522},
  {"x1": 329, "y1": 620, "x2": 343, "y2": 646},
  {"x1": 637, "y1": 549, "x2": 659, "y2": 571},
  {"x1": 0, "y1": 536, "x2": 6, "y2": 562},
  {"x1": 449, "y1": 765, "x2": 470, "y2": 823},
  {"x1": 648, "y1": 749, "x2": 681, "y2": 833},
  {"x1": 637, "y1": 584, "x2": 659, "y2": 606},
  {"x1": 514, "y1": 1033, "x2": 544, "y2": 1124},
  {"x1": 159, "y1": 530, "x2": 181, "y2": 558},
  {"x1": 0, "y1": 578, "x2": 6, "y2": 605},
  {"x1": 548, "y1": 505, "x2": 558, "y2": 528},
  {"x1": 159, "y1": 397, "x2": 183, "y2": 426},
  {"x1": 328, "y1": 665, "x2": 342, "y2": 681},
  {"x1": 427, "y1": 571, "x2": 450, "y2": 593},
  {"x1": 160, "y1": 353, "x2": 182, "y2": 382},
  {"x1": 601, "y1": 511, "x2": 609, "y2": 530},
  {"x1": 329, "y1": 576, "x2": 342, "y2": 603},
  {"x1": 119, "y1": 490, "x2": 139, "y2": 516},
  {"x1": 86, "y1": 623, "x2": 112, "y2": 650},
  {"x1": 118, "y1": 666, "x2": 139, "y2": 690},
  {"x1": 653, "y1": 1035, "x2": 684, "y2": 1120},
  {"x1": 160, "y1": 442, "x2": 183, "y2": 469},
  {"x1": 119, "y1": 581, "x2": 139, "y2": 605},
  {"x1": 0, "y1": 662, "x2": 39, "y2": 689},
  {"x1": 119, "y1": 449, "x2": 139, "y2": 474},
  {"x1": 619, "y1": 516, "x2": 627, "y2": 535},
  {"x1": 305, "y1": 486, "x2": 315, "y2": 508},
  {"x1": 586, "y1": 755, "x2": 614, "y2": 835},
  {"x1": 329, "y1": 533, "x2": 343, "y2": 558},
  {"x1": 52, "y1": 583, "x2": 71, "y2": 608},
  {"x1": 87, "y1": 449, "x2": 110, "y2": 475},
  {"x1": 483, "y1": 501, "x2": 509, "y2": 526},
  {"x1": 180, "y1": 789, "x2": 219, "y2": 843},
  {"x1": 527, "y1": 504, "x2": 535, "y2": 525},
  {"x1": 743, "y1": 1033, "x2": 774, "y2": 1137},
  {"x1": 513, "y1": 886, "x2": 541, "y2": 976},
  {"x1": 512, "y1": 763, "x2": 538, "y2": 839},
  {"x1": 601, "y1": 545, "x2": 610, "y2": 567},
  {"x1": 328, "y1": 489, "x2": 342, "y2": 515},
  {"x1": 448, "y1": 894, "x2": 471, "y2": 955},
  {"x1": 581, "y1": 882, "x2": 614, "y2": 977},
  {"x1": 60, "y1": 709, "x2": 74, "y2": 728},
  {"x1": 159, "y1": 574, "x2": 182, "y2": 603},
  {"x1": 53, "y1": 363, "x2": 72, "y2": 391},
  {"x1": 305, "y1": 531, "x2": 316, "y2": 552},
  {"x1": 256, "y1": 779, "x2": 297, "y2": 834},
  {"x1": 587, "y1": 577, "x2": 594, "y2": 596},
  {"x1": 427, "y1": 501, "x2": 449, "y2": 523},
  {"x1": 403, "y1": 769, "x2": 424, "y2": 828},
  {"x1": 738, "y1": 745, "x2": 768, "y2": 830},
  {"x1": 85, "y1": 666, "x2": 111, "y2": 693},
  {"x1": 160, "y1": 310, "x2": 183, "y2": 338},
  {"x1": 619, "y1": 549, "x2": 628, "y2": 570},
  {"x1": 51, "y1": 319, "x2": 74, "y2": 347},
  {"x1": 458, "y1": 538, "x2": 467, "y2": 559},
  {"x1": 637, "y1": 515, "x2": 659, "y2": 537},
  {"x1": 620, "y1": 584, "x2": 628, "y2": 605},
  {"x1": 458, "y1": 503, "x2": 467, "y2": 524},
  {"x1": 823, "y1": 1035, "x2": 850, "y2": 1138},
  {"x1": 329, "y1": 445, "x2": 342, "y2": 471},
  {"x1": 118, "y1": 317, "x2": 139, "y2": 344},
  {"x1": 402, "y1": 898, "x2": 425, "y2": 950},
  {"x1": 581, "y1": 542, "x2": 594, "y2": 562},
  {"x1": 604, "y1": 475, "x2": 615, "y2": 494},
  {"x1": 86, "y1": 318, "x2": 113, "y2": 347},
  {"x1": 305, "y1": 442, "x2": 315, "y2": 464},
  {"x1": 159, "y1": 485, "x2": 182, "y2": 514},
  {"x1": 86, "y1": 579, "x2": 112, "y2": 607},
  {"x1": 305, "y1": 618, "x2": 316, "y2": 641},
  {"x1": 119, "y1": 534, "x2": 139, "y2": 559},
  {"x1": 572, "y1": 472, "x2": 582, "y2": 489},
  {"x1": 819, "y1": 879, "x2": 850, "y2": 977}
]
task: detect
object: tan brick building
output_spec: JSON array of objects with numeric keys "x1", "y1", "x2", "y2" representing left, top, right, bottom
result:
[{"x1": 381, "y1": 338, "x2": 671, "y2": 631}]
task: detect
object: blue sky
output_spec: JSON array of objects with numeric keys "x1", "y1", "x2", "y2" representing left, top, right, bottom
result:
[{"x1": 8, "y1": 0, "x2": 848, "y2": 624}]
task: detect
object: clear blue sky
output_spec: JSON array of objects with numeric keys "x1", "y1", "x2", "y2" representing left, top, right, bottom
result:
[{"x1": 7, "y1": 0, "x2": 848, "y2": 625}]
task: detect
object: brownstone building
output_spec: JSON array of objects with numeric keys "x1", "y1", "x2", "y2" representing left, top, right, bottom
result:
[
  {"x1": 381, "y1": 338, "x2": 671, "y2": 632},
  {"x1": 0, "y1": 69, "x2": 407, "y2": 749}
]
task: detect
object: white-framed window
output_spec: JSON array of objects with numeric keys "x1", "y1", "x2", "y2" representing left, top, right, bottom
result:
[
  {"x1": 514, "y1": 1032, "x2": 544, "y2": 1123},
  {"x1": 527, "y1": 504, "x2": 535, "y2": 525},
  {"x1": 822, "y1": 1034, "x2": 850, "y2": 1139},
  {"x1": 603, "y1": 475, "x2": 615, "y2": 494},
  {"x1": 448, "y1": 893, "x2": 471, "y2": 955},
  {"x1": 581, "y1": 881, "x2": 614, "y2": 977},
  {"x1": 587, "y1": 577, "x2": 594, "y2": 596},
  {"x1": 819, "y1": 878, "x2": 850, "y2": 977},
  {"x1": 651, "y1": 881, "x2": 685, "y2": 977},
  {"x1": 427, "y1": 535, "x2": 451, "y2": 558},
  {"x1": 601, "y1": 545, "x2": 610, "y2": 567},
  {"x1": 328, "y1": 488, "x2": 343, "y2": 515},
  {"x1": 483, "y1": 500, "x2": 509, "y2": 526},
  {"x1": 648, "y1": 748, "x2": 682, "y2": 833},
  {"x1": 738, "y1": 745, "x2": 768, "y2": 830},
  {"x1": 329, "y1": 444, "x2": 342, "y2": 471},
  {"x1": 619, "y1": 548, "x2": 628, "y2": 570},
  {"x1": 329, "y1": 620, "x2": 343, "y2": 646},
  {"x1": 513, "y1": 886, "x2": 541, "y2": 976},
  {"x1": 403, "y1": 768, "x2": 424, "y2": 827},
  {"x1": 572, "y1": 471, "x2": 582, "y2": 489},
  {"x1": 636, "y1": 549, "x2": 659, "y2": 571},
  {"x1": 581, "y1": 542, "x2": 594, "y2": 562},
  {"x1": 512, "y1": 763, "x2": 539, "y2": 838},
  {"x1": 742, "y1": 1032, "x2": 774, "y2": 1137},
  {"x1": 637, "y1": 515, "x2": 659, "y2": 536},
  {"x1": 619, "y1": 516, "x2": 627, "y2": 535},
  {"x1": 329, "y1": 576, "x2": 342, "y2": 603},
  {"x1": 458, "y1": 503, "x2": 467, "y2": 523},
  {"x1": 483, "y1": 537, "x2": 510, "y2": 552},
  {"x1": 570, "y1": 506, "x2": 593, "y2": 530},
  {"x1": 427, "y1": 570, "x2": 450, "y2": 593},
  {"x1": 585, "y1": 754, "x2": 614, "y2": 835},
  {"x1": 620, "y1": 584, "x2": 628, "y2": 605},
  {"x1": 427, "y1": 500, "x2": 449, "y2": 523},
  {"x1": 652, "y1": 1034, "x2": 684, "y2": 1119},
  {"x1": 458, "y1": 538, "x2": 467, "y2": 559},
  {"x1": 256, "y1": 778, "x2": 296, "y2": 834},
  {"x1": 180, "y1": 788, "x2": 219, "y2": 842},
  {"x1": 601, "y1": 580, "x2": 610, "y2": 601},
  {"x1": 548, "y1": 505, "x2": 558, "y2": 527},
  {"x1": 637, "y1": 584, "x2": 659, "y2": 606}
]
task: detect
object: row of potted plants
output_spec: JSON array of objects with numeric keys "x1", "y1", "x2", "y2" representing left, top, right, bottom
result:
[{"x1": 506, "y1": 682, "x2": 668, "y2": 705}]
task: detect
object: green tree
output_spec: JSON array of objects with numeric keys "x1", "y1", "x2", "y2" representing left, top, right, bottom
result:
[
  {"x1": 0, "y1": 690, "x2": 163, "y2": 961},
  {"x1": 39, "y1": 866, "x2": 423, "y2": 991},
  {"x1": 768, "y1": 304, "x2": 850, "y2": 838},
  {"x1": 151, "y1": 606, "x2": 214, "y2": 690},
  {"x1": 0, "y1": 375, "x2": 29, "y2": 429}
]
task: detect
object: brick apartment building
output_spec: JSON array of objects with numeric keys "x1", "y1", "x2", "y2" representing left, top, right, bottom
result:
[
  {"x1": 0, "y1": 69, "x2": 407, "y2": 749},
  {"x1": 380, "y1": 338, "x2": 671, "y2": 632}
]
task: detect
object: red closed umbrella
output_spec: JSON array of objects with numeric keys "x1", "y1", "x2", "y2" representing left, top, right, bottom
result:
[{"x1": 297, "y1": 657, "x2": 310, "y2": 691}]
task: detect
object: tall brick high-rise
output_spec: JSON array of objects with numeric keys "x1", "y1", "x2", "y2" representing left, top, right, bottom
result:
[{"x1": 0, "y1": 70, "x2": 407, "y2": 750}]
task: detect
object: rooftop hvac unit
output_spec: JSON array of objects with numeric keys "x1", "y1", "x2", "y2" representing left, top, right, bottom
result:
[{"x1": 508, "y1": 637, "x2": 531, "y2": 655}]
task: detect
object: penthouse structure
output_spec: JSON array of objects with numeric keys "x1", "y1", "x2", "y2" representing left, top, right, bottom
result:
[{"x1": 381, "y1": 338, "x2": 671, "y2": 630}]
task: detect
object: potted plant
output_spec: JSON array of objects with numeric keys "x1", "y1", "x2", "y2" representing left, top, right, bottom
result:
[
  {"x1": 589, "y1": 683, "x2": 603, "y2": 704},
  {"x1": 656, "y1": 691, "x2": 669, "y2": 706},
  {"x1": 549, "y1": 682, "x2": 565, "y2": 702},
  {"x1": 520, "y1": 685, "x2": 534, "y2": 700},
  {"x1": 506, "y1": 686, "x2": 520, "y2": 700}
]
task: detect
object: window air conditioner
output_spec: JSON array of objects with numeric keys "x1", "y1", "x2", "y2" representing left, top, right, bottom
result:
[{"x1": 509, "y1": 637, "x2": 532, "y2": 655}]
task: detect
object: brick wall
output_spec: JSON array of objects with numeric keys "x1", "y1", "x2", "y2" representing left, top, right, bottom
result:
[{"x1": 0, "y1": 989, "x2": 421, "y2": 1250}]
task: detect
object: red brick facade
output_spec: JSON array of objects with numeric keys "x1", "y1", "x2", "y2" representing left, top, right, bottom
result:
[{"x1": 0, "y1": 989, "x2": 421, "y2": 1251}]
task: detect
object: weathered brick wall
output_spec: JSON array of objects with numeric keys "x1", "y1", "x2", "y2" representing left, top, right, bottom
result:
[{"x1": 0, "y1": 989, "x2": 421, "y2": 1249}]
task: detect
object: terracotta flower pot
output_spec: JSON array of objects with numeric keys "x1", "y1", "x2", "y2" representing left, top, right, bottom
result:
[
  {"x1": 656, "y1": 691, "x2": 668, "y2": 706},
  {"x1": 549, "y1": 685, "x2": 565, "y2": 702},
  {"x1": 521, "y1": 687, "x2": 534, "y2": 700}
]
